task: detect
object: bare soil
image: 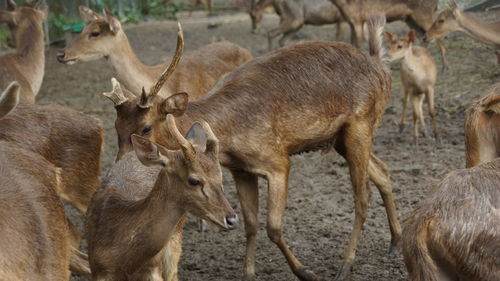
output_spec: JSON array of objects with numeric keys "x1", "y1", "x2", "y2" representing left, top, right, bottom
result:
[{"x1": 36, "y1": 11, "x2": 499, "y2": 281}]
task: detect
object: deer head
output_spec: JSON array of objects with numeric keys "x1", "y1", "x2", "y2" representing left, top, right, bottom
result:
[
  {"x1": 131, "y1": 115, "x2": 238, "y2": 229},
  {"x1": 384, "y1": 30, "x2": 416, "y2": 61},
  {"x1": 423, "y1": 1, "x2": 460, "y2": 42}
]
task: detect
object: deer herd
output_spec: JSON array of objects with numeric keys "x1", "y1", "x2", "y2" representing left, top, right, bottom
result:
[{"x1": 0, "y1": 0, "x2": 498, "y2": 280}]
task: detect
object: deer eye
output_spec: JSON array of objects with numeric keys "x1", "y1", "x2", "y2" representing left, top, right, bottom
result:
[
  {"x1": 141, "y1": 126, "x2": 152, "y2": 136},
  {"x1": 89, "y1": 31, "x2": 100, "y2": 38},
  {"x1": 188, "y1": 177, "x2": 201, "y2": 187},
  {"x1": 438, "y1": 19, "x2": 444, "y2": 24},
  {"x1": 397, "y1": 45, "x2": 403, "y2": 49}
]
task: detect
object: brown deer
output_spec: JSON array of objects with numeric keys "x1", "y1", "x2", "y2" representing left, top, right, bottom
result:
[
  {"x1": 385, "y1": 30, "x2": 438, "y2": 144},
  {"x1": 246, "y1": 0, "x2": 274, "y2": 33},
  {"x1": 330, "y1": 0, "x2": 450, "y2": 71},
  {"x1": 102, "y1": 15, "x2": 401, "y2": 281},
  {"x1": 57, "y1": 6, "x2": 252, "y2": 100},
  {"x1": 402, "y1": 158, "x2": 500, "y2": 281},
  {"x1": 0, "y1": 0, "x2": 47, "y2": 103},
  {"x1": 424, "y1": 0, "x2": 500, "y2": 62},
  {"x1": 465, "y1": 82, "x2": 500, "y2": 168},
  {"x1": 86, "y1": 116, "x2": 238, "y2": 281},
  {"x1": 267, "y1": 0, "x2": 348, "y2": 50}
]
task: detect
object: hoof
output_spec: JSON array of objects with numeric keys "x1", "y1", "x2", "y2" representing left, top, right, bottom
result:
[
  {"x1": 198, "y1": 219, "x2": 208, "y2": 232},
  {"x1": 334, "y1": 262, "x2": 353, "y2": 281},
  {"x1": 398, "y1": 123, "x2": 405, "y2": 133},
  {"x1": 295, "y1": 267, "x2": 319, "y2": 281},
  {"x1": 441, "y1": 64, "x2": 450, "y2": 72},
  {"x1": 388, "y1": 238, "x2": 401, "y2": 256}
]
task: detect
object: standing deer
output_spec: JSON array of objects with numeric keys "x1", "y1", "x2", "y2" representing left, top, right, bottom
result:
[
  {"x1": 0, "y1": 0, "x2": 47, "y2": 103},
  {"x1": 385, "y1": 30, "x2": 438, "y2": 144},
  {"x1": 330, "y1": 0, "x2": 450, "y2": 71},
  {"x1": 465, "y1": 82, "x2": 500, "y2": 168},
  {"x1": 57, "y1": 7, "x2": 252, "y2": 100},
  {"x1": 102, "y1": 15, "x2": 401, "y2": 281},
  {"x1": 423, "y1": 0, "x2": 500, "y2": 63},
  {"x1": 86, "y1": 117, "x2": 238, "y2": 281},
  {"x1": 402, "y1": 158, "x2": 500, "y2": 281},
  {"x1": 267, "y1": 0, "x2": 348, "y2": 50}
]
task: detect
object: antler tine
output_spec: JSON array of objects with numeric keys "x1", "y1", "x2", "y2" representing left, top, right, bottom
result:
[
  {"x1": 200, "y1": 121, "x2": 219, "y2": 153},
  {"x1": 148, "y1": 22, "x2": 184, "y2": 97},
  {"x1": 102, "y1": 78, "x2": 128, "y2": 106},
  {"x1": 166, "y1": 114, "x2": 196, "y2": 163}
]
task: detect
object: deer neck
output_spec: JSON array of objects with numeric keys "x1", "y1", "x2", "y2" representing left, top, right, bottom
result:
[
  {"x1": 108, "y1": 33, "x2": 155, "y2": 94},
  {"x1": 14, "y1": 19, "x2": 45, "y2": 95},
  {"x1": 455, "y1": 11, "x2": 500, "y2": 47}
]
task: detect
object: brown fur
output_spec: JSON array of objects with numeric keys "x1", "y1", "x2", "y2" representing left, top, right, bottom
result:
[
  {"x1": 86, "y1": 120, "x2": 237, "y2": 281},
  {"x1": 465, "y1": 83, "x2": 500, "y2": 168},
  {"x1": 107, "y1": 16, "x2": 401, "y2": 281},
  {"x1": 58, "y1": 6, "x2": 252, "y2": 100},
  {"x1": 402, "y1": 159, "x2": 500, "y2": 281},
  {"x1": 386, "y1": 30, "x2": 438, "y2": 143},
  {"x1": 330, "y1": 0, "x2": 450, "y2": 70},
  {"x1": 267, "y1": 0, "x2": 348, "y2": 50},
  {"x1": 0, "y1": 0, "x2": 47, "y2": 103},
  {"x1": 0, "y1": 141, "x2": 71, "y2": 281}
]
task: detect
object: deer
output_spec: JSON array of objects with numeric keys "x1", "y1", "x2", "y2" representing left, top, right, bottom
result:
[
  {"x1": 245, "y1": 0, "x2": 274, "y2": 33},
  {"x1": 101, "y1": 15, "x2": 401, "y2": 281},
  {"x1": 465, "y1": 82, "x2": 500, "y2": 168},
  {"x1": 86, "y1": 116, "x2": 238, "y2": 281},
  {"x1": 57, "y1": 6, "x2": 252, "y2": 100},
  {"x1": 385, "y1": 30, "x2": 438, "y2": 144},
  {"x1": 330, "y1": 0, "x2": 450, "y2": 71},
  {"x1": 267, "y1": 0, "x2": 348, "y2": 50},
  {"x1": 423, "y1": 0, "x2": 500, "y2": 63},
  {"x1": 0, "y1": 0, "x2": 47, "y2": 103},
  {"x1": 402, "y1": 158, "x2": 500, "y2": 281}
]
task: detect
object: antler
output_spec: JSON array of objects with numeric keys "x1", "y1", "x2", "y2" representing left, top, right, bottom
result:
[
  {"x1": 6, "y1": 0, "x2": 16, "y2": 10},
  {"x1": 138, "y1": 22, "x2": 184, "y2": 108},
  {"x1": 166, "y1": 114, "x2": 196, "y2": 163},
  {"x1": 102, "y1": 78, "x2": 128, "y2": 106}
]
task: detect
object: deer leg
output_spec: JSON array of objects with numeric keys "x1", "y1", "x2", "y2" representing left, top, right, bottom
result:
[
  {"x1": 437, "y1": 39, "x2": 449, "y2": 72},
  {"x1": 399, "y1": 87, "x2": 410, "y2": 133},
  {"x1": 335, "y1": 122, "x2": 372, "y2": 281},
  {"x1": 353, "y1": 22, "x2": 365, "y2": 47},
  {"x1": 266, "y1": 163, "x2": 318, "y2": 281},
  {"x1": 426, "y1": 87, "x2": 439, "y2": 143},
  {"x1": 336, "y1": 21, "x2": 348, "y2": 41},
  {"x1": 411, "y1": 94, "x2": 425, "y2": 145},
  {"x1": 279, "y1": 26, "x2": 302, "y2": 47},
  {"x1": 231, "y1": 170, "x2": 259, "y2": 280},
  {"x1": 367, "y1": 153, "x2": 401, "y2": 253},
  {"x1": 268, "y1": 18, "x2": 302, "y2": 51}
]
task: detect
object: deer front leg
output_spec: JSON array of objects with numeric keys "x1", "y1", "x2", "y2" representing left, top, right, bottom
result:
[
  {"x1": 399, "y1": 87, "x2": 410, "y2": 133},
  {"x1": 231, "y1": 170, "x2": 259, "y2": 280},
  {"x1": 437, "y1": 38, "x2": 449, "y2": 71},
  {"x1": 266, "y1": 163, "x2": 318, "y2": 281},
  {"x1": 426, "y1": 87, "x2": 439, "y2": 143}
]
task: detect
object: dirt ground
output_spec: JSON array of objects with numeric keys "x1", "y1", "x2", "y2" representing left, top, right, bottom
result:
[{"x1": 36, "y1": 10, "x2": 499, "y2": 281}]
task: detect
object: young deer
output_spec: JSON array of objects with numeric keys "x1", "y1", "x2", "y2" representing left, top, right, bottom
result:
[
  {"x1": 102, "y1": 15, "x2": 401, "y2": 281},
  {"x1": 465, "y1": 82, "x2": 500, "y2": 168},
  {"x1": 0, "y1": 0, "x2": 47, "y2": 103},
  {"x1": 57, "y1": 7, "x2": 252, "y2": 99},
  {"x1": 386, "y1": 30, "x2": 438, "y2": 144},
  {"x1": 424, "y1": 0, "x2": 500, "y2": 62},
  {"x1": 267, "y1": 0, "x2": 348, "y2": 50},
  {"x1": 330, "y1": 0, "x2": 450, "y2": 71},
  {"x1": 86, "y1": 115, "x2": 238, "y2": 281},
  {"x1": 402, "y1": 158, "x2": 500, "y2": 281}
]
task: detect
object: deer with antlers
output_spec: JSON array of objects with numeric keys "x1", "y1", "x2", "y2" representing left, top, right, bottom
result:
[
  {"x1": 424, "y1": 0, "x2": 500, "y2": 64},
  {"x1": 86, "y1": 115, "x2": 238, "y2": 281},
  {"x1": 102, "y1": 16, "x2": 401, "y2": 281},
  {"x1": 57, "y1": 6, "x2": 252, "y2": 100},
  {"x1": 0, "y1": 0, "x2": 47, "y2": 103}
]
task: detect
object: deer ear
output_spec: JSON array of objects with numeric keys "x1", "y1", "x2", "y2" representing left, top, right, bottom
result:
[
  {"x1": 0, "y1": 81, "x2": 20, "y2": 119},
  {"x1": 131, "y1": 134, "x2": 170, "y2": 167},
  {"x1": 0, "y1": 9, "x2": 16, "y2": 25},
  {"x1": 79, "y1": 6, "x2": 101, "y2": 24},
  {"x1": 160, "y1": 92, "x2": 189, "y2": 117},
  {"x1": 484, "y1": 96, "x2": 500, "y2": 114},
  {"x1": 185, "y1": 122, "x2": 207, "y2": 153},
  {"x1": 104, "y1": 8, "x2": 121, "y2": 34},
  {"x1": 384, "y1": 31, "x2": 393, "y2": 42},
  {"x1": 408, "y1": 30, "x2": 416, "y2": 43},
  {"x1": 6, "y1": 0, "x2": 16, "y2": 11}
]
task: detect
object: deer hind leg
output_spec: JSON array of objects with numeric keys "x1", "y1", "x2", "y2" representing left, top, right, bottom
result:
[
  {"x1": 425, "y1": 86, "x2": 439, "y2": 142},
  {"x1": 367, "y1": 153, "x2": 401, "y2": 253},
  {"x1": 231, "y1": 170, "x2": 260, "y2": 280},
  {"x1": 336, "y1": 21, "x2": 348, "y2": 41},
  {"x1": 333, "y1": 121, "x2": 372, "y2": 281},
  {"x1": 265, "y1": 162, "x2": 319, "y2": 281},
  {"x1": 268, "y1": 19, "x2": 302, "y2": 51},
  {"x1": 411, "y1": 94, "x2": 426, "y2": 144}
]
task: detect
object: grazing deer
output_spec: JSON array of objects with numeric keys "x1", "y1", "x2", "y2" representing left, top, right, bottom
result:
[
  {"x1": 102, "y1": 16, "x2": 401, "y2": 281},
  {"x1": 465, "y1": 82, "x2": 500, "y2": 168},
  {"x1": 267, "y1": 0, "x2": 348, "y2": 50},
  {"x1": 385, "y1": 30, "x2": 438, "y2": 144},
  {"x1": 246, "y1": 0, "x2": 274, "y2": 33},
  {"x1": 86, "y1": 116, "x2": 238, "y2": 281},
  {"x1": 57, "y1": 6, "x2": 252, "y2": 100},
  {"x1": 402, "y1": 158, "x2": 500, "y2": 281},
  {"x1": 0, "y1": 0, "x2": 47, "y2": 103},
  {"x1": 424, "y1": 0, "x2": 500, "y2": 63},
  {"x1": 330, "y1": 0, "x2": 450, "y2": 71}
]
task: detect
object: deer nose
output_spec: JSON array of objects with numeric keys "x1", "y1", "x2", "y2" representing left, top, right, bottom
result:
[
  {"x1": 225, "y1": 214, "x2": 239, "y2": 230},
  {"x1": 56, "y1": 50, "x2": 66, "y2": 62},
  {"x1": 422, "y1": 35, "x2": 429, "y2": 43}
]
